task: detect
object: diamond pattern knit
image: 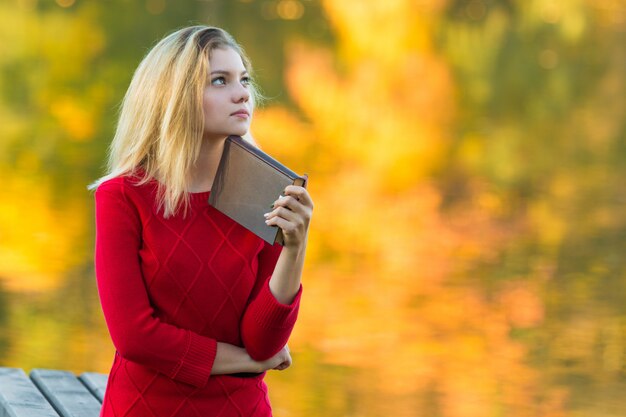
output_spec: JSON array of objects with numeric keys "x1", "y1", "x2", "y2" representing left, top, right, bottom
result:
[{"x1": 94, "y1": 175, "x2": 302, "y2": 417}]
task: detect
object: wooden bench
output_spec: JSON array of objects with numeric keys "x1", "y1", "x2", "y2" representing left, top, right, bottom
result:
[{"x1": 0, "y1": 367, "x2": 107, "y2": 417}]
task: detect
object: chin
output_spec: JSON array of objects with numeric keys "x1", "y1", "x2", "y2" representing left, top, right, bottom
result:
[{"x1": 229, "y1": 128, "x2": 250, "y2": 137}]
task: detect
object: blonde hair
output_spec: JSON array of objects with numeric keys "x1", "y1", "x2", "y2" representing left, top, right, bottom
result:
[{"x1": 90, "y1": 26, "x2": 259, "y2": 217}]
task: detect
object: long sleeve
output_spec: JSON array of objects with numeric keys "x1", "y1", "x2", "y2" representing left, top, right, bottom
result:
[
  {"x1": 95, "y1": 183, "x2": 217, "y2": 388},
  {"x1": 240, "y1": 242, "x2": 302, "y2": 360}
]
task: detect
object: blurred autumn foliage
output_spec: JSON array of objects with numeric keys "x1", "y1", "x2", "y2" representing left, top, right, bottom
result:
[
  {"x1": 256, "y1": 1, "x2": 625, "y2": 415},
  {"x1": 0, "y1": 1, "x2": 625, "y2": 416}
]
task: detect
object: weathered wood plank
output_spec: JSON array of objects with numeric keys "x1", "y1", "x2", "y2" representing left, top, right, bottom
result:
[
  {"x1": 30, "y1": 369, "x2": 101, "y2": 417},
  {"x1": 0, "y1": 367, "x2": 59, "y2": 417},
  {"x1": 78, "y1": 373, "x2": 107, "y2": 403}
]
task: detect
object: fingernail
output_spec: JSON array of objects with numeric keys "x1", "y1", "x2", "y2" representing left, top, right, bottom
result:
[{"x1": 263, "y1": 213, "x2": 270, "y2": 218}]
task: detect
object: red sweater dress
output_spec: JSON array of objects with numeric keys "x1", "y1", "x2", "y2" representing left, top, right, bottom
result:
[{"x1": 94, "y1": 175, "x2": 302, "y2": 417}]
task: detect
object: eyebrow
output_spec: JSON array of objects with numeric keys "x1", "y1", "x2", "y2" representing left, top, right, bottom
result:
[{"x1": 210, "y1": 70, "x2": 248, "y2": 76}]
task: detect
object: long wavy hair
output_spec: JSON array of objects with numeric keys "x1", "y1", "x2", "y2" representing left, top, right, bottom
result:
[{"x1": 90, "y1": 26, "x2": 259, "y2": 217}]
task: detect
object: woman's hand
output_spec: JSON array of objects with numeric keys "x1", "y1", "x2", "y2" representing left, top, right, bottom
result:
[
  {"x1": 257, "y1": 345, "x2": 292, "y2": 372},
  {"x1": 264, "y1": 185, "x2": 314, "y2": 249}
]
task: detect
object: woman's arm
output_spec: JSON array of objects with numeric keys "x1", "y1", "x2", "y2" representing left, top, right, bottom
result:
[
  {"x1": 212, "y1": 343, "x2": 292, "y2": 375},
  {"x1": 96, "y1": 184, "x2": 219, "y2": 387},
  {"x1": 265, "y1": 184, "x2": 314, "y2": 303},
  {"x1": 240, "y1": 185, "x2": 313, "y2": 360}
]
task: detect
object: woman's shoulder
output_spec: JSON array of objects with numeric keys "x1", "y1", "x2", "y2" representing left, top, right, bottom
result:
[
  {"x1": 94, "y1": 173, "x2": 155, "y2": 224},
  {"x1": 96, "y1": 175, "x2": 128, "y2": 190},
  {"x1": 95, "y1": 171, "x2": 155, "y2": 201},
  {"x1": 96, "y1": 174, "x2": 134, "y2": 193}
]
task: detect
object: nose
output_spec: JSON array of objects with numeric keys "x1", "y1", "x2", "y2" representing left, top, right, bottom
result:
[{"x1": 233, "y1": 83, "x2": 250, "y2": 103}]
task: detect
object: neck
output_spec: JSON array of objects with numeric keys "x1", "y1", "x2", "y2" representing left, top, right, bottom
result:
[{"x1": 188, "y1": 137, "x2": 226, "y2": 193}]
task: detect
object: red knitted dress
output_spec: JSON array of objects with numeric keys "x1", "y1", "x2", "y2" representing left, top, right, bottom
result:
[{"x1": 94, "y1": 175, "x2": 301, "y2": 417}]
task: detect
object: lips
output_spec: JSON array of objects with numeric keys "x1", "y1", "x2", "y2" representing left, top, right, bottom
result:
[{"x1": 231, "y1": 109, "x2": 250, "y2": 117}]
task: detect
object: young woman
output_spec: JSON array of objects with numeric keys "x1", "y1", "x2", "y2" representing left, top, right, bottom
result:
[{"x1": 91, "y1": 26, "x2": 313, "y2": 417}]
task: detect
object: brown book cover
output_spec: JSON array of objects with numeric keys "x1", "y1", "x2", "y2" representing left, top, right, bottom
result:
[{"x1": 208, "y1": 135, "x2": 307, "y2": 245}]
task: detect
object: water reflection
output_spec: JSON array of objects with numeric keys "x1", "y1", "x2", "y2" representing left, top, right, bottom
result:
[{"x1": 1, "y1": 1, "x2": 625, "y2": 416}]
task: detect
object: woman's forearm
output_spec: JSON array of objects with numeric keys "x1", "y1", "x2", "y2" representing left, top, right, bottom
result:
[
  {"x1": 264, "y1": 184, "x2": 313, "y2": 305},
  {"x1": 211, "y1": 342, "x2": 259, "y2": 375},
  {"x1": 211, "y1": 342, "x2": 291, "y2": 375},
  {"x1": 268, "y1": 243, "x2": 306, "y2": 304}
]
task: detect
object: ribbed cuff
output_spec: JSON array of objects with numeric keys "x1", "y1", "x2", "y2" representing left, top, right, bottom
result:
[
  {"x1": 254, "y1": 279, "x2": 302, "y2": 329},
  {"x1": 171, "y1": 332, "x2": 217, "y2": 388}
]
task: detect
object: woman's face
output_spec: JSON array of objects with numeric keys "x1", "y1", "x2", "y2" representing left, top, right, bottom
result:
[{"x1": 202, "y1": 47, "x2": 252, "y2": 141}]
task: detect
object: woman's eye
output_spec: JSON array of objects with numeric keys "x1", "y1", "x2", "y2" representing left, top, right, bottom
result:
[
  {"x1": 211, "y1": 77, "x2": 226, "y2": 86},
  {"x1": 241, "y1": 76, "x2": 251, "y2": 86}
]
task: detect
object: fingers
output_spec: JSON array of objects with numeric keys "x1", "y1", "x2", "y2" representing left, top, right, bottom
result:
[
  {"x1": 272, "y1": 347, "x2": 292, "y2": 370},
  {"x1": 264, "y1": 196, "x2": 308, "y2": 226},
  {"x1": 265, "y1": 187, "x2": 312, "y2": 219},
  {"x1": 264, "y1": 211, "x2": 304, "y2": 236},
  {"x1": 263, "y1": 186, "x2": 313, "y2": 246},
  {"x1": 284, "y1": 185, "x2": 313, "y2": 209},
  {"x1": 270, "y1": 195, "x2": 303, "y2": 215},
  {"x1": 273, "y1": 360, "x2": 290, "y2": 371}
]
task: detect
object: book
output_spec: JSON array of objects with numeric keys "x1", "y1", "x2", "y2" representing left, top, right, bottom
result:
[{"x1": 208, "y1": 135, "x2": 307, "y2": 245}]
